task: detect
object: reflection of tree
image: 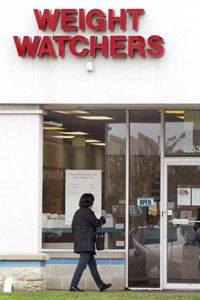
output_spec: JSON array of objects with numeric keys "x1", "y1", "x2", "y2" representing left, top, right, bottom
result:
[
  {"x1": 166, "y1": 132, "x2": 185, "y2": 154},
  {"x1": 107, "y1": 154, "x2": 125, "y2": 200},
  {"x1": 106, "y1": 134, "x2": 126, "y2": 203},
  {"x1": 43, "y1": 167, "x2": 64, "y2": 213},
  {"x1": 130, "y1": 133, "x2": 160, "y2": 202},
  {"x1": 130, "y1": 155, "x2": 160, "y2": 202}
]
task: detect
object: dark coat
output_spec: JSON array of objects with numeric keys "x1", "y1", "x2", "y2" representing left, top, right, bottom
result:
[{"x1": 71, "y1": 207, "x2": 103, "y2": 254}]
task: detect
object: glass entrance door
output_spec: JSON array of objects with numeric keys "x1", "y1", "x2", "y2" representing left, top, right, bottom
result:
[{"x1": 164, "y1": 160, "x2": 200, "y2": 289}]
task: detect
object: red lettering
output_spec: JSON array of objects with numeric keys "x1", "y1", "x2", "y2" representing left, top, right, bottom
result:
[
  {"x1": 61, "y1": 9, "x2": 78, "y2": 31},
  {"x1": 108, "y1": 9, "x2": 126, "y2": 31},
  {"x1": 110, "y1": 36, "x2": 127, "y2": 58},
  {"x1": 79, "y1": 9, "x2": 85, "y2": 31},
  {"x1": 13, "y1": 36, "x2": 40, "y2": 57},
  {"x1": 147, "y1": 35, "x2": 165, "y2": 58},
  {"x1": 86, "y1": 9, "x2": 106, "y2": 31},
  {"x1": 128, "y1": 36, "x2": 146, "y2": 58},
  {"x1": 69, "y1": 36, "x2": 89, "y2": 57},
  {"x1": 90, "y1": 36, "x2": 108, "y2": 58},
  {"x1": 53, "y1": 36, "x2": 71, "y2": 57},
  {"x1": 33, "y1": 9, "x2": 60, "y2": 31},
  {"x1": 127, "y1": 9, "x2": 145, "y2": 31},
  {"x1": 37, "y1": 36, "x2": 57, "y2": 58}
]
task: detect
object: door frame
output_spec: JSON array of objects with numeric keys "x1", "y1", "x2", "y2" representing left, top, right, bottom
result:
[{"x1": 162, "y1": 157, "x2": 200, "y2": 290}]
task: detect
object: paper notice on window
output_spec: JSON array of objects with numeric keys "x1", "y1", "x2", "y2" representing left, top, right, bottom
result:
[
  {"x1": 192, "y1": 188, "x2": 200, "y2": 206},
  {"x1": 115, "y1": 223, "x2": 124, "y2": 229},
  {"x1": 177, "y1": 188, "x2": 191, "y2": 206},
  {"x1": 116, "y1": 241, "x2": 125, "y2": 247},
  {"x1": 65, "y1": 170, "x2": 102, "y2": 225}
]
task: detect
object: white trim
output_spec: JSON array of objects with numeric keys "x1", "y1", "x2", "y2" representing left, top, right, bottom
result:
[
  {"x1": 160, "y1": 110, "x2": 165, "y2": 290},
  {"x1": 127, "y1": 288, "x2": 161, "y2": 291},
  {"x1": 163, "y1": 161, "x2": 168, "y2": 288},
  {"x1": 42, "y1": 249, "x2": 126, "y2": 253},
  {"x1": 125, "y1": 109, "x2": 130, "y2": 288},
  {"x1": 165, "y1": 284, "x2": 200, "y2": 290},
  {"x1": 164, "y1": 157, "x2": 200, "y2": 164},
  {"x1": 38, "y1": 114, "x2": 43, "y2": 252},
  {"x1": 0, "y1": 109, "x2": 43, "y2": 115},
  {"x1": 43, "y1": 104, "x2": 200, "y2": 110}
]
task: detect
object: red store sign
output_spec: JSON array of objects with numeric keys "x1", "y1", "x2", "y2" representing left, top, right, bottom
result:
[{"x1": 13, "y1": 8, "x2": 165, "y2": 59}]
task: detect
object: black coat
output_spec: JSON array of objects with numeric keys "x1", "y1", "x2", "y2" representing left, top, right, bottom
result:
[{"x1": 71, "y1": 207, "x2": 103, "y2": 254}]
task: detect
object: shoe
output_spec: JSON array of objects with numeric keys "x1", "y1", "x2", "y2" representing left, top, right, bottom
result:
[
  {"x1": 69, "y1": 286, "x2": 84, "y2": 292},
  {"x1": 99, "y1": 283, "x2": 112, "y2": 292}
]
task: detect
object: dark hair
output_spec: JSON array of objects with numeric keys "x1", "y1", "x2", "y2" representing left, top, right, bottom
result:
[{"x1": 79, "y1": 193, "x2": 94, "y2": 208}]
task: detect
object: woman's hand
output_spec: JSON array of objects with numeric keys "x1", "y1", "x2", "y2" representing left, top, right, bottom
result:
[{"x1": 100, "y1": 216, "x2": 106, "y2": 225}]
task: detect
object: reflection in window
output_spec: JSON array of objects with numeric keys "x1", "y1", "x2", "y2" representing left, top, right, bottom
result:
[
  {"x1": 167, "y1": 166, "x2": 200, "y2": 283},
  {"x1": 128, "y1": 110, "x2": 160, "y2": 288},
  {"x1": 42, "y1": 110, "x2": 126, "y2": 250},
  {"x1": 165, "y1": 110, "x2": 200, "y2": 156},
  {"x1": 105, "y1": 123, "x2": 126, "y2": 248}
]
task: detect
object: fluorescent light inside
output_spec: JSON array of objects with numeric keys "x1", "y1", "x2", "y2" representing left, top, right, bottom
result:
[
  {"x1": 43, "y1": 127, "x2": 64, "y2": 130},
  {"x1": 165, "y1": 110, "x2": 185, "y2": 115},
  {"x1": 43, "y1": 120, "x2": 63, "y2": 127},
  {"x1": 177, "y1": 116, "x2": 184, "y2": 119},
  {"x1": 86, "y1": 139, "x2": 101, "y2": 143},
  {"x1": 91, "y1": 143, "x2": 106, "y2": 146},
  {"x1": 54, "y1": 110, "x2": 89, "y2": 115},
  {"x1": 52, "y1": 135, "x2": 75, "y2": 139},
  {"x1": 61, "y1": 131, "x2": 89, "y2": 135},
  {"x1": 78, "y1": 116, "x2": 114, "y2": 120}
]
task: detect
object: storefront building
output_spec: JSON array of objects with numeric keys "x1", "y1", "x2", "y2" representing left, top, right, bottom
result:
[{"x1": 1, "y1": 0, "x2": 200, "y2": 291}]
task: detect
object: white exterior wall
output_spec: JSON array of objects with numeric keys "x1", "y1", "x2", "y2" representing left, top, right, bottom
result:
[
  {"x1": 0, "y1": 0, "x2": 199, "y2": 105},
  {"x1": 0, "y1": 108, "x2": 43, "y2": 253}
]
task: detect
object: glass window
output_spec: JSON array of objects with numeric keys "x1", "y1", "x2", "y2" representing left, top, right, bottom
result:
[
  {"x1": 165, "y1": 110, "x2": 200, "y2": 156},
  {"x1": 167, "y1": 165, "x2": 200, "y2": 283},
  {"x1": 128, "y1": 110, "x2": 160, "y2": 288},
  {"x1": 42, "y1": 109, "x2": 126, "y2": 250}
]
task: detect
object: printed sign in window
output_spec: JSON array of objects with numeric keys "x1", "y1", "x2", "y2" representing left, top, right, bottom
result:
[
  {"x1": 192, "y1": 188, "x2": 200, "y2": 206},
  {"x1": 137, "y1": 197, "x2": 154, "y2": 208},
  {"x1": 65, "y1": 170, "x2": 102, "y2": 224},
  {"x1": 177, "y1": 188, "x2": 191, "y2": 206}
]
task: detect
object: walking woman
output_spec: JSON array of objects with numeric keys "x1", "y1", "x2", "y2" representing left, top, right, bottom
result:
[{"x1": 69, "y1": 193, "x2": 112, "y2": 292}]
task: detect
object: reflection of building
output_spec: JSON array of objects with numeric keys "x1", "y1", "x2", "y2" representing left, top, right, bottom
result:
[
  {"x1": 138, "y1": 133, "x2": 159, "y2": 156},
  {"x1": 130, "y1": 133, "x2": 159, "y2": 156},
  {"x1": 107, "y1": 134, "x2": 126, "y2": 155},
  {"x1": 106, "y1": 134, "x2": 125, "y2": 196},
  {"x1": 130, "y1": 132, "x2": 160, "y2": 197}
]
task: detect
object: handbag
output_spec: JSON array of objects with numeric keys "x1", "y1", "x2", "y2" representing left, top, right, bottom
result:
[{"x1": 96, "y1": 230, "x2": 104, "y2": 250}]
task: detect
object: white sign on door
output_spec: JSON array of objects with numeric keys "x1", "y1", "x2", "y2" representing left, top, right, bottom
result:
[
  {"x1": 192, "y1": 188, "x2": 200, "y2": 206},
  {"x1": 177, "y1": 188, "x2": 191, "y2": 206}
]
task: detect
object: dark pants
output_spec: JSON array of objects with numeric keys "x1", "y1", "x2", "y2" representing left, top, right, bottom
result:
[{"x1": 70, "y1": 252, "x2": 104, "y2": 288}]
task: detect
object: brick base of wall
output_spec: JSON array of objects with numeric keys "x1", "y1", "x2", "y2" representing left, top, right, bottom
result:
[
  {"x1": 45, "y1": 251, "x2": 125, "y2": 291},
  {"x1": 0, "y1": 254, "x2": 47, "y2": 292},
  {"x1": 0, "y1": 252, "x2": 125, "y2": 291},
  {"x1": 45, "y1": 264, "x2": 124, "y2": 291}
]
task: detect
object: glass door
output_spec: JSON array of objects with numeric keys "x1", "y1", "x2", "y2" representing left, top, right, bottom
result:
[{"x1": 164, "y1": 160, "x2": 200, "y2": 289}]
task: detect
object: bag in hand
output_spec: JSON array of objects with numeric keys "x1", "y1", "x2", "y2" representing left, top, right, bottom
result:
[{"x1": 96, "y1": 232, "x2": 104, "y2": 250}]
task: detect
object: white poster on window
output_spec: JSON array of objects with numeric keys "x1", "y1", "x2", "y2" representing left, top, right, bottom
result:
[
  {"x1": 177, "y1": 188, "x2": 191, "y2": 206},
  {"x1": 65, "y1": 170, "x2": 102, "y2": 225},
  {"x1": 192, "y1": 188, "x2": 200, "y2": 206}
]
